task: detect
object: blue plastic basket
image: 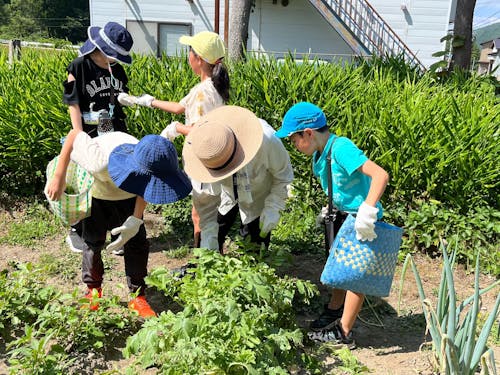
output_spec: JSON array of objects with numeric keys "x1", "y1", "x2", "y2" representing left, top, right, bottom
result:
[{"x1": 320, "y1": 214, "x2": 403, "y2": 297}]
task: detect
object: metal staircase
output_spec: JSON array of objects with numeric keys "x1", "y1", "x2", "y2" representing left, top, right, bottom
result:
[{"x1": 309, "y1": 0, "x2": 426, "y2": 71}]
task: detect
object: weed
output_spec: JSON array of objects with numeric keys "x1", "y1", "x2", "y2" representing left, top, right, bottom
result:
[
  {"x1": 332, "y1": 347, "x2": 370, "y2": 374},
  {"x1": 39, "y1": 252, "x2": 81, "y2": 282},
  {"x1": 164, "y1": 245, "x2": 192, "y2": 259},
  {"x1": 400, "y1": 245, "x2": 499, "y2": 374}
]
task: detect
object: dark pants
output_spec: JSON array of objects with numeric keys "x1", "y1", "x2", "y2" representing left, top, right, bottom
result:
[
  {"x1": 81, "y1": 197, "x2": 149, "y2": 295},
  {"x1": 70, "y1": 122, "x2": 126, "y2": 242},
  {"x1": 71, "y1": 219, "x2": 119, "y2": 244},
  {"x1": 217, "y1": 204, "x2": 271, "y2": 253}
]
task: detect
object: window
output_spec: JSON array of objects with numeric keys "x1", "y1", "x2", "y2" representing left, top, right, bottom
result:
[
  {"x1": 126, "y1": 21, "x2": 192, "y2": 57},
  {"x1": 159, "y1": 24, "x2": 191, "y2": 56}
]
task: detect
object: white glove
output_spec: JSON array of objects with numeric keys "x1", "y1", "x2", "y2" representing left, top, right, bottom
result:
[
  {"x1": 315, "y1": 206, "x2": 329, "y2": 227},
  {"x1": 106, "y1": 216, "x2": 143, "y2": 252},
  {"x1": 118, "y1": 93, "x2": 155, "y2": 108},
  {"x1": 117, "y1": 92, "x2": 138, "y2": 107},
  {"x1": 160, "y1": 122, "x2": 181, "y2": 140},
  {"x1": 259, "y1": 207, "x2": 280, "y2": 237},
  {"x1": 355, "y1": 202, "x2": 379, "y2": 241},
  {"x1": 136, "y1": 94, "x2": 155, "y2": 107}
]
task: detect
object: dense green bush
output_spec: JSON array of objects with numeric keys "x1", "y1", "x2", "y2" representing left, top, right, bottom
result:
[
  {"x1": 385, "y1": 200, "x2": 499, "y2": 275},
  {"x1": 0, "y1": 47, "x2": 71, "y2": 195},
  {"x1": 126, "y1": 249, "x2": 319, "y2": 374},
  {"x1": 0, "y1": 48, "x2": 498, "y2": 272},
  {"x1": 1, "y1": 49, "x2": 498, "y2": 209}
]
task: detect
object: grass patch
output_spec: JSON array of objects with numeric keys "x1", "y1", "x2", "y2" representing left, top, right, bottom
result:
[
  {"x1": 163, "y1": 245, "x2": 193, "y2": 259},
  {"x1": 38, "y1": 251, "x2": 83, "y2": 283},
  {"x1": 0, "y1": 203, "x2": 62, "y2": 247}
]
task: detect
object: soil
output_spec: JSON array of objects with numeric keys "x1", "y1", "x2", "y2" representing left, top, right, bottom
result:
[{"x1": 0, "y1": 208, "x2": 498, "y2": 374}]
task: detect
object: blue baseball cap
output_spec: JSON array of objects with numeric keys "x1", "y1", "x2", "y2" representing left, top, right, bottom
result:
[{"x1": 275, "y1": 102, "x2": 327, "y2": 138}]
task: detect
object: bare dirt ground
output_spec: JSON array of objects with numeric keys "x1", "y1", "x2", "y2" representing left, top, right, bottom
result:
[{"x1": 0, "y1": 208, "x2": 498, "y2": 374}]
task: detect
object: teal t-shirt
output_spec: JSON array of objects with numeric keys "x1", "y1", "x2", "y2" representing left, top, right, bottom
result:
[{"x1": 313, "y1": 134, "x2": 383, "y2": 218}]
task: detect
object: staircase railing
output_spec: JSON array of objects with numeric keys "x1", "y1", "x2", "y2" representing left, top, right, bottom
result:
[{"x1": 309, "y1": 0, "x2": 426, "y2": 71}]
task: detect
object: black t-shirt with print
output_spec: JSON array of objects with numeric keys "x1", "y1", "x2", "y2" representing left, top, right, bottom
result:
[{"x1": 63, "y1": 55, "x2": 129, "y2": 137}]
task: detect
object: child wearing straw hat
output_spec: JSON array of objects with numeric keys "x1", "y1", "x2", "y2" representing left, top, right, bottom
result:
[
  {"x1": 275, "y1": 102, "x2": 390, "y2": 348},
  {"x1": 46, "y1": 129, "x2": 192, "y2": 318},
  {"x1": 63, "y1": 22, "x2": 134, "y2": 254},
  {"x1": 118, "y1": 31, "x2": 230, "y2": 248},
  {"x1": 182, "y1": 105, "x2": 294, "y2": 252}
]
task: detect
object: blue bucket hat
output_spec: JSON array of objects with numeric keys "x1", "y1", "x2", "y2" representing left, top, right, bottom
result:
[
  {"x1": 108, "y1": 135, "x2": 192, "y2": 204},
  {"x1": 275, "y1": 102, "x2": 327, "y2": 138},
  {"x1": 79, "y1": 22, "x2": 133, "y2": 64}
]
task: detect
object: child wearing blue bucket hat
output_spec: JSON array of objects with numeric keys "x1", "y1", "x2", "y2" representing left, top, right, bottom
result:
[
  {"x1": 63, "y1": 22, "x2": 134, "y2": 254},
  {"x1": 46, "y1": 129, "x2": 192, "y2": 318},
  {"x1": 276, "y1": 102, "x2": 390, "y2": 348}
]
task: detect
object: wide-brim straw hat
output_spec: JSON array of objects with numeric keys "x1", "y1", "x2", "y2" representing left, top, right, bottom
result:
[{"x1": 182, "y1": 105, "x2": 263, "y2": 183}]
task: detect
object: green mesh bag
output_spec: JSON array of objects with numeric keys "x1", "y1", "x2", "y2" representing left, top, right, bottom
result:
[{"x1": 44, "y1": 156, "x2": 94, "y2": 225}]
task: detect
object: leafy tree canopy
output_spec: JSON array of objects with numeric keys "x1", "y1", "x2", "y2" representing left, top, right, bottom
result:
[{"x1": 0, "y1": 0, "x2": 89, "y2": 43}]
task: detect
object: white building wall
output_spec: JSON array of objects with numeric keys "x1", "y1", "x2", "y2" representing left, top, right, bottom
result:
[
  {"x1": 368, "y1": 0, "x2": 452, "y2": 67},
  {"x1": 248, "y1": 0, "x2": 353, "y2": 62},
  {"x1": 89, "y1": 0, "x2": 453, "y2": 67},
  {"x1": 89, "y1": 0, "x2": 221, "y2": 32},
  {"x1": 88, "y1": 0, "x2": 225, "y2": 57}
]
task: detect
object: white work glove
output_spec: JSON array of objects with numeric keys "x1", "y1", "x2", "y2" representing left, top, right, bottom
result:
[
  {"x1": 136, "y1": 94, "x2": 155, "y2": 107},
  {"x1": 259, "y1": 207, "x2": 280, "y2": 238},
  {"x1": 117, "y1": 92, "x2": 138, "y2": 107},
  {"x1": 160, "y1": 121, "x2": 181, "y2": 140},
  {"x1": 117, "y1": 93, "x2": 155, "y2": 108},
  {"x1": 315, "y1": 206, "x2": 329, "y2": 227},
  {"x1": 106, "y1": 216, "x2": 143, "y2": 252},
  {"x1": 355, "y1": 202, "x2": 379, "y2": 241}
]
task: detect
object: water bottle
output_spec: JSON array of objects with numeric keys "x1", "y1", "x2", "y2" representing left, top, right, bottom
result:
[{"x1": 97, "y1": 109, "x2": 114, "y2": 136}]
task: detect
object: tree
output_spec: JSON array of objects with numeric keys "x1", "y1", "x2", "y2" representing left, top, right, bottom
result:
[
  {"x1": 0, "y1": 1, "x2": 8, "y2": 27},
  {"x1": 5, "y1": 0, "x2": 44, "y2": 38},
  {"x1": 227, "y1": 0, "x2": 253, "y2": 60},
  {"x1": 450, "y1": 0, "x2": 477, "y2": 71},
  {"x1": 40, "y1": 0, "x2": 89, "y2": 42},
  {"x1": 0, "y1": 0, "x2": 88, "y2": 42}
]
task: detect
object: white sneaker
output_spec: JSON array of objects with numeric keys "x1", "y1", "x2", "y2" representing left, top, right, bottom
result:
[
  {"x1": 66, "y1": 229, "x2": 87, "y2": 253},
  {"x1": 112, "y1": 247, "x2": 124, "y2": 256}
]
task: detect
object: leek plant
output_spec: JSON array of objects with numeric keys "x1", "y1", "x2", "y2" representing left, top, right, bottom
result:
[{"x1": 400, "y1": 245, "x2": 500, "y2": 374}]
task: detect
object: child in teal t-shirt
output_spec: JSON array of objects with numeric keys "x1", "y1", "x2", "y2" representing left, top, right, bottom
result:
[{"x1": 276, "y1": 102, "x2": 389, "y2": 347}]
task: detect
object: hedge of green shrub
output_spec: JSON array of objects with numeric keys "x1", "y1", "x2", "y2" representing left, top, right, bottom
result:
[{"x1": 0, "y1": 48, "x2": 498, "y2": 273}]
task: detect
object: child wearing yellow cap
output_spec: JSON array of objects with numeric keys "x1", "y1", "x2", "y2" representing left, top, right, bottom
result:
[{"x1": 118, "y1": 31, "x2": 230, "y2": 248}]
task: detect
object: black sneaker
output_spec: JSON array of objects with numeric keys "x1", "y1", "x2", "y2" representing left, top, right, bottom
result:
[
  {"x1": 310, "y1": 304, "x2": 344, "y2": 331},
  {"x1": 308, "y1": 319, "x2": 356, "y2": 349},
  {"x1": 171, "y1": 263, "x2": 196, "y2": 280}
]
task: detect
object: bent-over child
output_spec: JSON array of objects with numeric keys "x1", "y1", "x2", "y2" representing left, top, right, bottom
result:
[{"x1": 46, "y1": 129, "x2": 192, "y2": 317}]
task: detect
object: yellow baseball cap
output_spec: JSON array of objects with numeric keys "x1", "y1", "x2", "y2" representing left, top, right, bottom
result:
[{"x1": 179, "y1": 31, "x2": 225, "y2": 65}]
